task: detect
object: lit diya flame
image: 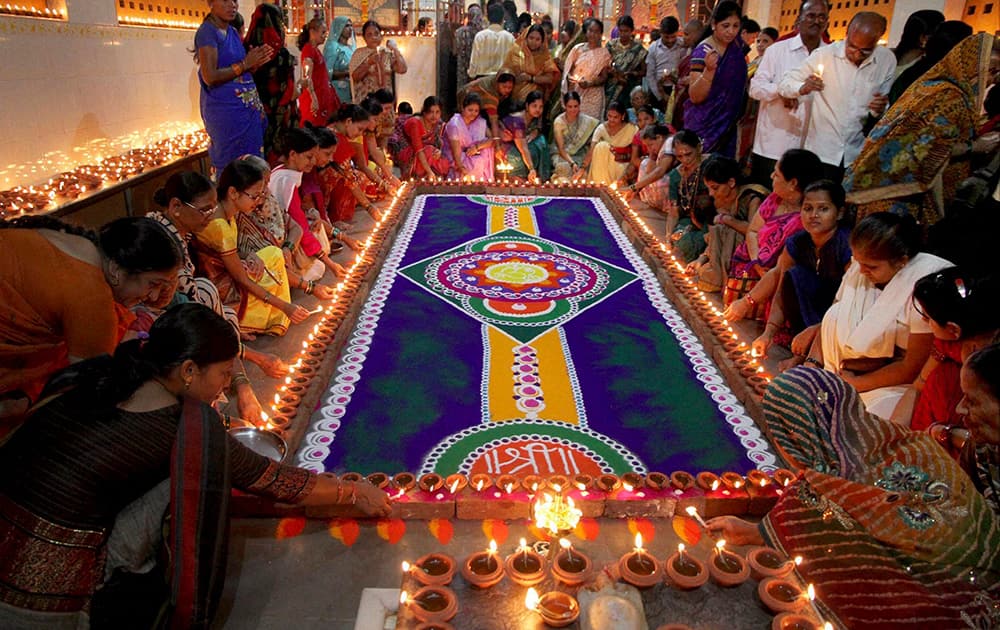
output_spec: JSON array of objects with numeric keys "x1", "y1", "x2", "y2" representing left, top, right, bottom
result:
[
  {"x1": 622, "y1": 482, "x2": 634, "y2": 492},
  {"x1": 505, "y1": 483, "x2": 514, "y2": 495},
  {"x1": 399, "y1": 591, "x2": 409, "y2": 606},
  {"x1": 711, "y1": 479, "x2": 720, "y2": 491},
  {"x1": 488, "y1": 539, "x2": 498, "y2": 556},
  {"x1": 449, "y1": 479, "x2": 460, "y2": 494},
  {"x1": 807, "y1": 583, "x2": 815, "y2": 602},
  {"x1": 476, "y1": 480, "x2": 485, "y2": 492},
  {"x1": 401, "y1": 561, "x2": 411, "y2": 573},
  {"x1": 794, "y1": 556, "x2": 803, "y2": 566},
  {"x1": 525, "y1": 587, "x2": 540, "y2": 610}
]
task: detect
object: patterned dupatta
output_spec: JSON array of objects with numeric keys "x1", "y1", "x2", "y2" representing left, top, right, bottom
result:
[
  {"x1": 164, "y1": 398, "x2": 231, "y2": 629},
  {"x1": 762, "y1": 368, "x2": 1000, "y2": 629}
]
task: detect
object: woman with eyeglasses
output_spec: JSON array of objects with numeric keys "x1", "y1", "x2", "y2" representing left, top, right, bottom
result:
[
  {"x1": 910, "y1": 269, "x2": 999, "y2": 431},
  {"x1": 193, "y1": 161, "x2": 309, "y2": 336},
  {"x1": 146, "y1": 172, "x2": 291, "y2": 390},
  {"x1": 0, "y1": 217, "x2": 180, "y2": 430},
  {"x1": 800, "y1": 212, "x2": 953, "y2": 422}
]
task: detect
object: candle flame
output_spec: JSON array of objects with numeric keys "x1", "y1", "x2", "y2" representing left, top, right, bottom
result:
[
  {"x1": 576, "y1": 482, "x2": 586, "y2": 491},
  {"x1": 794, "y1": 555, "x2": 803, "y2": 566},
  {"x1": 476, "y1": 480, "x2": 485, "y2": 491},
  {"x1": 552, "y1": 484, "x2": 562, "y2": 493},
  {"x1": 711, "y1": 480, "x2": 720, "y2": 491},
  {"x1": 678, "y1": 543, "x2": 685, "y2": 553},
  {"x1": 622, "y1": 482, "x2": 634, "y2": 492},
  {"x1": 715, "y1": 539, "x2": 726, "y2": 552},
  {"x1": 449, "y1": 479, "x2": 460, "y2": 494},
  {"x1": 759, "y1": 478, "x2": 768, "y2": 487},
  {"x1": 685, "y1": 506, "x2": 697, "y2": 517},
  {"x1": 807, "y1": 583, "x2": 815, "y2": 601},
  {"x1": 505, "y1": 483, "x2": 514, "y2": 494},
  {"x1": 531, "y1": 482, "x2": 539, "y2": 492},
  {"x1": 401, "y1": 561, "x2": 410, "y2": 572},
  {"x1": 519, "y1": 537, "x2": 527, "y2": 550},
  {"x1": 824, "y1": 624, "x2": 833, "y2": 630},
  {"x1": 733, "y1": 479, "x2": 743, "y2": 488},
  {"x1": 399, "y1": 591, "x2": 408, "y2": 605},
  {"x1": 488, "y1": 540, "x2": 497, "y2": 554},
  {"x1": 634, "y1": 532, "x2": 643, "y2": 550},
  {"x1": 525, "y1": 587, "x2": 540, "y2": 610},
  {"x1": 559, "y1": 538, "x2": 572, "y2": 550}
]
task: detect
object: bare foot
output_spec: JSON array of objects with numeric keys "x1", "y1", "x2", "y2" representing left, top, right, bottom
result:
[{"x1": 240, "y1": 332, "x2": 257, "y2": 342}]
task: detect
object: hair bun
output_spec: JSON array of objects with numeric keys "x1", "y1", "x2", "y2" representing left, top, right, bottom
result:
[{"x1": 152, "y1": 187, "x2": 169, "y2": 207}]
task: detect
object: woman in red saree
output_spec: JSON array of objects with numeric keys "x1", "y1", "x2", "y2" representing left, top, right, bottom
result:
[
  {"x1": 397, "y1": 96, "x2": 451, "y2": 180},
  {"x1": 0, "y1": 304, "x2": 391, "y2": 628},
  {"x1": 297, "y1": 18, "x2": 341, "y2": 128}
]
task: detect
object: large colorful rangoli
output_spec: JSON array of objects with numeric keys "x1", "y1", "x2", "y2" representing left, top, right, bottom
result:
[{"x1": 297, "y1": 195, "x2": 776, "y2": 476}]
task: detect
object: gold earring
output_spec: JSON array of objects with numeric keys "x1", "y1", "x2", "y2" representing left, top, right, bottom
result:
[{"x1": 184, "y1": 379, "x2": 192, "y2": 391}]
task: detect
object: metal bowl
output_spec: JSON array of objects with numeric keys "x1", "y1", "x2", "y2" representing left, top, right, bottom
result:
[{"x1": 228, "y1": 427, "x2": 288, "y2": 462}]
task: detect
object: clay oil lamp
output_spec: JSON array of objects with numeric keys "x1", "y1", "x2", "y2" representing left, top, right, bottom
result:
[
  {"x1": 720, "y1": 472, "x2": 745, "y2": 492},
  {"x1": 656, "y1": 625, "x2": 694, "y2": 630},
  {"x1": 551, "y1": 538, "x2": 592, "y2": 586},
  {"x1": 708, "y1": 540, "x2": 750, "y2": 587},
  {"x1": 393, "y1": 472, "x2": 416, "y2": 492},
  {"x1": 596, "y1": 473, "x2": 621, "y2": 493},
  {"x1": 771, "y1": 613, "x2": 830, "y2": 630},
  {"x1": 621, "y1": 472, "x2": 645, "y2": 490},
  {"x1": 619, "y1": 533, "x2": 662, "y2": 588},
  {"x1": 772, "y1": 469, "x2": 796, "y2": 492},
  {"x1": 696, "y1": 471, "x2": 722, "y2": 493},
  {"x1": 444, "y1": 473, "x2": 467, "y2": 496},
  {"x1": 758, "y1": 577, "x2": 808, "y2": 614},
  {"x1": 404, "y1": 553, "x2": 456, "y2": 586},
  {"x1": 399, "y1": 586, "x2": 458, "y2": 624},
  {"x1": 645, "y1": 471, "x2": 669, "y2": 490},
  {"x1": 505, "y1": 537, "x2": 546, "y2": 587},
  {"x1": 366, "y1": 472, "x2": 389, "y2": 489},
  {"x1": 341, "y1": 472, "x2": 363, "y2": 483},
  {"x1": 669, "y1": 471, "x2": 697, "y2": 497},
  {"x1": 414, "y1": 622, "x2": 454, "y2": 630},
  {"x1": 525, "y1": 587, "x2": 580, "y2": 628},
  {"x1": 523, "y1": 474, "x2": 546, "y2": 494},
  {"x1": 748, "y1": 547, "x2": 795, "y2": 581},
  {"x1": 418, "y1": 473, "x2": 445, "y2": 494},
  {"x1": 664, "y1": 543, "x2": 708, "y2": 590},
  {"x1": 460, "y1": 540, "x2": 504, "y2": 589},
  {"x1": 494, "y1": 474, "x2": 520, "y2": 498},
  {"x1": 469, "y1": 473, "x2": 493, "y2": 494},
  {"x1": 547, "y1": 474, "x2": 569, "y2": 492}
]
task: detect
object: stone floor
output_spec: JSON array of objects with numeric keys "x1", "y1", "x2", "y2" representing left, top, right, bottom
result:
[{"x1": 215, "y1": 192, "x2": 789, "y2": 629}]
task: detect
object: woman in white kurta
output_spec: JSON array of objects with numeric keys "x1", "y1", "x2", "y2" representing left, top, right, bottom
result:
[{"x1": 808, "y1": 212, "x2": 952, "y2": 423}]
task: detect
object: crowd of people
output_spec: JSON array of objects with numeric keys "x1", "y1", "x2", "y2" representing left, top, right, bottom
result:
[{"x1": 1, "y1": 0, "x2": 1000, "y2": 627}]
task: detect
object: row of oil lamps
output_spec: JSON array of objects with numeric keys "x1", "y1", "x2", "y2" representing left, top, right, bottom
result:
[{"x1": 0, "y1": 131, "x2": 208, "y2": 219}]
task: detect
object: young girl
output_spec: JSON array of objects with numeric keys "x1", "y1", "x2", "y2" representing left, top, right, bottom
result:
[
  {"x1": 911, "y1": 269, "x2": 999, "y2": 430},
  {"x1": 269, "y1": 128, "x2": 346, "y2": 279},
  {"x1": 733, "y1": 180, "x2": 852, "y2": 367},
  {"x1": 329, "y1": 104, "x2": 382, "y2": 224},
  {"x1": 194, "y1": 161, "x2": 308, "y2": 336},
  {"x1": 498, "y1": 90, "x2": 550, "y2": 182},
  {"x1": 304, "y1": 125, "x2": 363, "y2": 251}
]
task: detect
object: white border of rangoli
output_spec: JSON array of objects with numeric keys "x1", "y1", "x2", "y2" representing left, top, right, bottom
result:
[{"x1": 297, "y1": 195, "x2": 776, "y2": 472}]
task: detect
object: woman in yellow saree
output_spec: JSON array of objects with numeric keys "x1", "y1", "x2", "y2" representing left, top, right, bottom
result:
[
  {"x1": 194, "y1": 161, "x2": 309, "y2": 336},
  {"x1": 587, "y1": 102, "x2": 637, "y2": 184},
  {"x1": 504, "y1": 24, "x2": 560, "y2": 103}
]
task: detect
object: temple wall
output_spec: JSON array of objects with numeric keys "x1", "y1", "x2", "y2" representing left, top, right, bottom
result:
[{"x1": 0, "y1": 14, "x2": 204, "y2": 189}]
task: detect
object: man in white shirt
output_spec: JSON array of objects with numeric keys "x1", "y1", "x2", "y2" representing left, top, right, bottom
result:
[
  {"x1": 643, "y1": 16, "x2": 686, "y2": 108},
  {"x1": 747, "y1": 0, "x2": 829, "y2": 187},
  {"x1": 779, "y1": 12, "x2": 896, "y2": 182},
  {"x1": 467, "y1": 3, "x2": 515, "y2": 78}
]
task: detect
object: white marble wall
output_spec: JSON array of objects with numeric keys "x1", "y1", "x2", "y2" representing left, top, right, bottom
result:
[
  {"x1": 0, "y1": 15, "x2": 204, "y2": 189},
  {"x1": 391, "y1": 35, "x2": 438, "y2": 110}
]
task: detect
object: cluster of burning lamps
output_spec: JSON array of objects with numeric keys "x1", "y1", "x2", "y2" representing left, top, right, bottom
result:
[
  {"x1": 0, "y1": 130, "x2": 208, "y2": 218},
  {"x1": 0, "y1": 4, "x2": 63, "y2": 19},
  {"x1": 225, "y1": 174, "x2": 788, "y2": 630},
  {"x1": 393, "y1": 482, "x2": 834, "y2": 629}
]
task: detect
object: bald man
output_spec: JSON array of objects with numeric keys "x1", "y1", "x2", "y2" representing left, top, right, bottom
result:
[{"x1": 778, "y1": 12, "x2": 896, "y2": 182}]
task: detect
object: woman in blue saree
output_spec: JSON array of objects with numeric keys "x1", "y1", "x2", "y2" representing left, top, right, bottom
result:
[
  {"x1": 499, "y1": 90, "x2": 551, "y2": 182},
  {"x1": 323, "y1": 16, "x2": 356, "y2": 104},
  {"x1": 683, "y1": 1, "x2": 747, "y2": 158},
  {"x1": 195, "y1": 1, "x2": 274, "y2": 172}
]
